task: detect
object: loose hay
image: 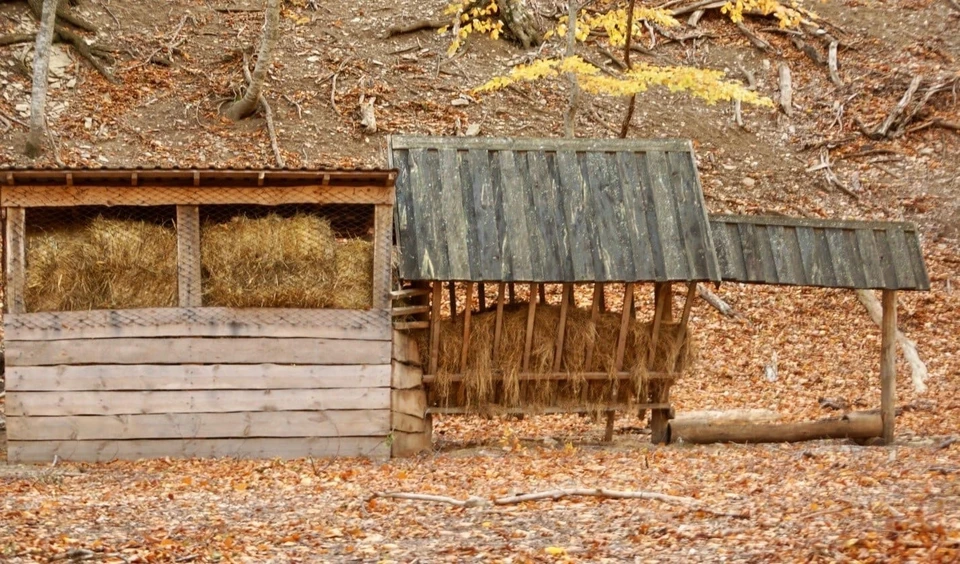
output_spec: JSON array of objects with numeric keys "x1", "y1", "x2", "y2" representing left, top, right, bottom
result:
[
  {"x1": 25, "y1": 216, "x2": 178, "y2": 312},
  {"x1": 418, "y1": 304, "x2": 697, "y2": 413},
  {"x1": 201, "y1": 213, "x2": 373, "y2": 309}
]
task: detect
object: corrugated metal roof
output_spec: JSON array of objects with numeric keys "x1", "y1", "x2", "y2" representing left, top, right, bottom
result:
[
  {"x1": 1, "y1": 168, "x2": 395, "y2": 188},
  {"x1": 709, "y1": 214, "x2": 930, "y2": 290},
  {"x1": 389, "y1": 136, "x2": 722, "y2": 283}
]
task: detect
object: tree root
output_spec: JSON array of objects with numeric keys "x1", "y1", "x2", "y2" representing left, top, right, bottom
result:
[{"x1": 55, "y1": 25, "x2": 118, "y2": 83}]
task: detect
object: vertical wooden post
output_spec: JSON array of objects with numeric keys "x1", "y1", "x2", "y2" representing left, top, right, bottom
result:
[
  {"x1": 477, "y1": 282, "x2": 486, "y2": 312},
  {"x1": 508, "y1": 282, "x2": 516, "y2": 304},
  {"x1": 649, "y1": 282, "x2": 674, "y2": 444},
  {"x1": 371, "y1": 204, "x2": 393, "y2": 310},
  {"x1": 4, "y1": 207, "x2": 26, "y2": 313},
  {"x1": 672, "y1": 282, "x2": 698, "y2": 372},
  {"x1": 881, "y1": 289, "x2": 897, "y2": 445},
  {"x1": 583, "y1": 283, "x2": 602, "y2": 371},
  {"x1": 553, "y1": 283, "x2": 572, "y2": 371},
  {"x1": 460, "y1": 282, "x2": 474, "y2": 372},
  {"x1": 538, "y1": 284, "x2": 547, "y2": 304},
  {"x1": 605, "y1": 282, "x2": 635, "y2": 442},
  {"x1": 176, "y1": 205, "x2": 202, "y2": 307},
  {"x1": 428, "y1": 282, "x2": 442, "y2": 376},
  {"x1": 522, "y1": 283, "x2": 538, "y2": 372},
  {"x1": 448, "y1": 281, "x2": 457, "y2": 318},
  {"x1": 493, "y1": 282, "x2": 506, "y2": 364}
]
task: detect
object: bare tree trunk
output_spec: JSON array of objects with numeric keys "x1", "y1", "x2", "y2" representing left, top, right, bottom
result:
[
  {"x1": 496, "y1": 0, "x2": 541, "y2": 48},
  {"x1": 562, "y1": 0, "x2": 579, "y2": 138},
  {"x1": 25, "y1": 0, "x2": 58, "y2": 157},
  {"x1": 225, "y1": 0, "x2": 280, "y2": 121},
  {"x1": 619, "y1": 0, "x2": 637, "y2": 138}
]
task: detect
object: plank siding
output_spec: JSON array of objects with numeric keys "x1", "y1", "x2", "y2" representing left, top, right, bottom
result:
[
  {"x1": 6, "y1": 337, "x2": 391, "y2": 366},
  {"x1": 8, "y1": 437, "x2": 390, "y2": 463},
  {"x1": 7, "y1": 410, "x2": 390, "y2": 441},
  {"x1": 7, "y1": 388, "x2": 390, "y2": 416},
  {"x1": 709, "y1": 215, "x2": 929, "y2": 290}
]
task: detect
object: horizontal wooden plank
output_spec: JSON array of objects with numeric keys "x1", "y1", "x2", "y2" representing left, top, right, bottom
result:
[
  {"x1": 390, "y1": 288, "x2": 432, "y2": 299},
  {"x1": 4, "y1": 308, "x2": 391, "y2": 341},
  {"x1": 421, "y1": 372, "x2": 678, "y2": 384},
  {"x1": 7, "y1": 437, "x2": 391, "y2": 463},
  {"x1": 427, "y1": 403, "x2": 670, "y2": 415},
  {"x1": 6, "y1": 364, "x2": 391, "y2": 391},
  {"x1": 710, "y1": 213, "x2": 920, "y2": 233},
  {"x1": 7, "y1": 388, "x2": 390, "y2": 416},
  {"x1": 392, "y1": 389, "x2": 427, "y2": 418},
  {"x1": 6, "y1": 337, "x2": 391, "y2": 366},
  {"x1": 392, "y1": 330, "x2": 421, "y2": 365},
  {"x1": 391, "y1": 361, "x2": 423, "y2": 390},
  {"x1": 2, "y1": 169, "x2": 395, "y2": 187},
  {"x1": 392, "y1": 321, "x2": 430, "y2": 330},
  {"x1": 391, "y1": 411, "x2": 429, "y2": 433},
  {"x1": 1, "y1": 185, "x2": 394, "y2": 207},
  {"x1": 391, "y1": 305, "x2": 432, "y2": 316},
  {"x1": 390, "y1": 136, "x2": 693, "y2": 153},
  {"x1": 7, "y1": 410, "x2": 390, "y2": 441}
]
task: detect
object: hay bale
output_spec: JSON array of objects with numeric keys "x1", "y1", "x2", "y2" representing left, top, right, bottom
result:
[
  {"x1": 25, "y1": 216, "x2": 178, "y2": 312},
  {"x1": 201, "y1": 213, "x2": 338, "y2": 308},
  {"x1": 418, "y1": 304, "x2": 697, "y2": 411},
  {"x1": 333, "y1": 239, "x2": 373, "y2": 309}
]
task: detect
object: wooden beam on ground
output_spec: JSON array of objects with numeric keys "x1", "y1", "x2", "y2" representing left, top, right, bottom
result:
[
  {"x1": 4, "y1": 207, "x2": 26, "y2": 314},
  {"x1": 522, "y1": 283, "x2": 538, "y2": 372},
  {"x1": 493, "y1": 282, "x2": 506, "y2": 363},
  {"x1": 176, "y1": 205, "x2": 202, "y2": 307},
  {"x1": 667, "y1": 411, "x2": 883, "y2": 444},
  {"x1": 460, "y1": 282, "x2": 474, "y2": 372},
  {"x1": 553, "y1": 283, "x2": 573, "y2": 371},
  {"x1": 881, "y1": 289, "x2": 897, "y2": 445}
]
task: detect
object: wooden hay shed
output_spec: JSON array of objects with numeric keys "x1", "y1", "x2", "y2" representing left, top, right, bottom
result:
[
  {"x1": 387, "y1": 136, "x2": 723, "y2": 448},
  {"x1": 2, "y1": 167, "x2": 400, "y2": 463},
  {"x1": 666, "y1": 214, "x2": 931, "y2": 445}
]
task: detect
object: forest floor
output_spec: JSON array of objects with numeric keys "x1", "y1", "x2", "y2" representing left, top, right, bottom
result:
[{"x1": 0, "y1": 0, "x2": 958, "y2": 561}]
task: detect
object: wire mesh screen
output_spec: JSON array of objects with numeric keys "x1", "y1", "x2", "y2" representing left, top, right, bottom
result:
[
  {"x1": 198, "y1": 204, "x2": 374, "y2": 309},
  {"x1": 23, "y1": 206, "x2": 179, "y2": 312}
]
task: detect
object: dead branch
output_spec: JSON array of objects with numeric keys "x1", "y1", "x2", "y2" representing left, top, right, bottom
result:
[
  {"x1": 792, "y1": 37, "x2": 825, "y2": 65},
  {"x1": 368, "y1": 492, "x2": 488, "y2": 507},
  {"x1": 808, "y1": 148, "x2": 858, "y2": 199},
  {"x1": 906, "y1": 118, "x2": 960, "y2": 134},
  {"x1": 856, "y1": 289, "x2": 928, "y2": 394},
  {"x1": 875, "y1": 75, "x2": 922, "y2": 137},
  {"x1": 778, "y1": 62, "x2": 793, "y2": 116},
  {"x1": 0, "y1": 33, "x2": 36, "y2": 46},
  {"x1": 828, "y1": 40, "x2": 842, "y2": 86},
  {"x1": 697, "y1": 284, "x2": 743, "y2": 319},
  {"x1": 671, "y1": 0, "x2": 726, "y2": 16},
  {"x1": 737, "y1": 22, "x2": 773, "y2": 51},
  {"x1": 260, "y1": 96, "x2": 284, "y2": 167},
  {"x1": 382, "y1": 18, "x2": 447, "y2": 38},
  {"x1": 687, "y1": 9, "x2": 704, "y2": 26}
]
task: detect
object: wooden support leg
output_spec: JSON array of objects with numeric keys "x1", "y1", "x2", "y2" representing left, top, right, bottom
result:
[
  {"x1": 460, "y1": 282, "x2": 474, "y2": 372},
  {"x1": 650, "y1": 282, "x2": 673, "y2": 444},
  {"x1": 477, "y1": 282, "x2": 486, "y2": 312},
  {"x1": 493, "y1": 282, "x2": 506, "y2": 364},
  {"x1": 428, "y1": 282, "x2": 442, "y2": 376},
  {"x1": 881, "y1": 290, "x2": 897, "y2": 445},
  {"x1": 522, "y1": 283, "x2": 538, "y2": 372},
  {"x1": 448, "y1": 281, "x2": 457, "y2": 318},
  {"x1": 508, "y1": 282, "x2": 516, "y2": 304},
  {"x1": 605, "y1": 283, "x2": 635, "y2": 442},
  {"x1": 5, "y1": 207, "x2": 26, "y2": 314},
  {"x1": 553, "y1": 283, "x2": 572, "y2": 371},
  {"x1": 539, "y1": 283, "x2": 547, "y2": 304}
]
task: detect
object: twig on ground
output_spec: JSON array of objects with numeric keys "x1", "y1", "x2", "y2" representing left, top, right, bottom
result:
[
  {"x1": 907, "y1": 118, "x2": 960, "y2": 134},
  {"x1": 282, "y1": 93, "x2": 302, "y2": 118},
  {"x1": 368, "y1": 492, "x2": 488, "y2": 507},
  {"x1": 697, "y1": 284, "x2": 745, "y2": 321},
  {"x1": 875, "y1": 75, "x2": 922, "y2": 137},
  {"x1": 778, "y1": 62, "x2": 793, "y2": 116},
  {"x1": 382, "y1": 19, "x2": 447, "y2": 38},
  {"x1": 828, "y1": 40, "x2": 842, "y2": 86},
  {"x1": 0, "y1": 110, "x2": 27, "y2": 129},
  {"x1": 97, "y1": 0, "x2": 122, "y2": 28},
  {"x1": 737, "y1": 22, "x2": 773, "y2": 51}
]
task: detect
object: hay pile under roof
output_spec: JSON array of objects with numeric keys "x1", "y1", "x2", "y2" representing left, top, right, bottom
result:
[
  {"x1": 201, "y1": 213, "x2": 372, "y2": 309},
  {"x1": 25, "y1": 216, "x2": 178, "y2": 312},
  {"x1": 418, "y1": 304, "x2": 696, "y2": 412}
]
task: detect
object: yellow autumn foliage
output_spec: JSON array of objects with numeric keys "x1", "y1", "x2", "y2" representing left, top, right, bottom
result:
[
  {"x1": 548, "y1": 7, "x2": 680, "y2": 45},
  {"x1": 721, "y1": 0, "x2": 817, "y2": 28},
  {"x1": 473, "y1": 56, "x2": 773, "y2": 107}
]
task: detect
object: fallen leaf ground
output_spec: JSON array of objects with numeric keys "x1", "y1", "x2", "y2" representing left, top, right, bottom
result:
[{"x1": 0, "y1": 0, "x2": 958, "y2": 561}]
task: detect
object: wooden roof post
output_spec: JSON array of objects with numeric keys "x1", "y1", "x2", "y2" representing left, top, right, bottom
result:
[
  {"x1": 606, "y1": 282, "x2": 635, "y2": 442},
  {"x1": 176, "y1": 205, "x2": 202, "y2": 307},
  {"x1": 428, "y1": 282, "x2": 442, "y2": 376},
  {"x1": 881, "y1": 289, "x2": 897, "y2": 445},
  {"x1": 5, "y1": 207, "x2": 26, "y2": 313},
  {"x1": 522, "y1": 283, "x2": 539, "y2": 372},
  {"x1": 493, "y1": 282, "x2": 506, "y2": 364},
  {"x1": 649, "y1": 282, "x2": 674, "y2": 444},
  {"x1": 553, "y1": 283, "x2": 573, "y2": 371},
  {"x1": 460, "y1": 282, "x2": 474, "y2": 373}
]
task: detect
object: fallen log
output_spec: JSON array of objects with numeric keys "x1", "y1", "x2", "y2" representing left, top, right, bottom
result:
[
  {"x1": 668, "y1": 411, "x2": 882, "y2": 444},
  {"x1": 671, "y1": 408, "x2": 782, "y2": 426}
]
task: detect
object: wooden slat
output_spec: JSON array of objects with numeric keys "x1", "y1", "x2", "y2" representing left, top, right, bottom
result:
[
  {"x1": 672, "y1": 283, "x2": 697, "y2": 372},
  {"x1": 392, "y1": 411, "x2": 429, "y2": 433},
  {"x1": 4, "y1": 206, "x2": 26, "y2": 313},
  {"x1": 392, "y1": 361, "x2": 423, "y2": 389},
  {"x1": 421, "y1": 372, "x2": 678, "y2": 384},
  {"x1": 467, "y1": 148, "x2": 502, "y2": 280},
  {"x1": 710, "y1": 213, "x2": 921, "y2": 233},
  {"x1": 390, "y1": 288, "x2": 432, "y2": 299},
  {"x1": 372, "y1": 204, "x2": 393, "y2": 309},
  {"x1": 392, "y1": 150, "x2": 421, "y2": 282},
  {"x1": 522, "y1": 283, "x2": 538, "y2": 371},
  {"x1": 7, "y1": 437, "x2": 390, "y2": 463},
  {"x1": 880, "y1": 290, "x2": 897, "y2": 445},
  {"x1": 872, "y1": 229, "x2": 900, "y2": 290},
  {"x1": 553, "y1": 283, "x2": 572, "y2": 371},
  {"x1": 438, "y1": 149, "x2": 471, "y2": 280},
  {"x1": 493, "y1": 282, "x2": 506, "y2": 363},
  {"x1": 527, "y1": 151, "x2": 569, "y2": 280},
  {"x1": 392, "y1": 305, "x2": 432, "y2": 316},
  {"x1": 583, "y1": 283, "x2": 602, "y2": 372},
  {"x1": 902, "y1": 229, "x2": 930, "y2": 290},
  {"x1": 7, "y1": 364, "x2": 391, "y2": 391},
  {"x1": 826, "y1": 228, "x2": 857, "y2": 288},
  {"x1": 584, "y1": 152, "x2": 625, "y2": 281},
  {"x1": 648, "y1": 283, "x2": 667, "y2": 367},
  {"x1": 448, "y1": 281, "x2": 457, "y2": 317},
  {"x1": 176, "y1": 205, "x2": 202, "y2": 307},
  {"x1": 5, "y1": 308, "x2": 391, "y2": 341},
  {"x1": 427, "y1": 404, "x2": 671, "y2": 416},
  {"x1": 795, "y1": 227, "x2": 825, "y2": 286},
  {"x1": 842, "y1": 229, "x2": 869, "y2": 289},
  {"x1": 754, "y1": 225, "x2": 780, "y2": 284},
  {"x1": 428, "y1": 282, "x2": 442, "y2": 375},
  {"x1": 478, "y1": 283, "x2": 486, "y2": 311},
  {"x1": 556, "y1": 151, "x2": 595, "y2": 280},
  {"x1": 498, "y1": 150, "x2": 533, "y2": 281},
  {"x1": 392, "y1": 330, "x2": 421, "y2": 364},
  {"x1": 737, "y1": 222, "x2": 764, "y2": 282},
  {"x1": 393, "y1": 321, "x2": 430, "y2": 330},
  {"x1": 455, "y1": 149, "x2": 482, "y2": 281},
  {"x1": 8, "y1": 388, "x2": 390, "y2": 416},
  {"x1": 614, "y1": 283, "x2": 634, "y2": 370},
  {"x1": 460, "y1": 282, "x2": 474, "y2": 371},
  {"x1": 5, "y1": 169, "x2": 394, "y2": 187},
  {"x1": 392, "y1": 389, "x2": 427, "y2": 418},
  {"x1": 7, "y1": 410, "x2": 390, "y2": 441},
  {"x1": 885, "y1": 228, "x2": 917, "y2": 289},
  {"x1": 390, "y1": 135, "x2": 692, "y2": 153},
  {"x1": 646, "y1": 151, "x2": 686, "y2": 279},
  {"x1": 669, "y1": 151, "x2": 714, "y2": 280},
  {"x1": 615, "y1": 152, "x2": 654, "y2": 280},
  {"x1": 1, "y1": 185, "x2": 394, "y2": 207},
  {"x1": 6, "y1": 338, "x2": 391, "y2": 366},
  {"x1": 411, "y1": 148, "x2": 448, "y2": 279},
  {"x1": 515, "y1": 152, "x2": 547, "y2": 281},
  {"x1": 634, "y1": 154, "x2": 668, "y2": 279}
]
